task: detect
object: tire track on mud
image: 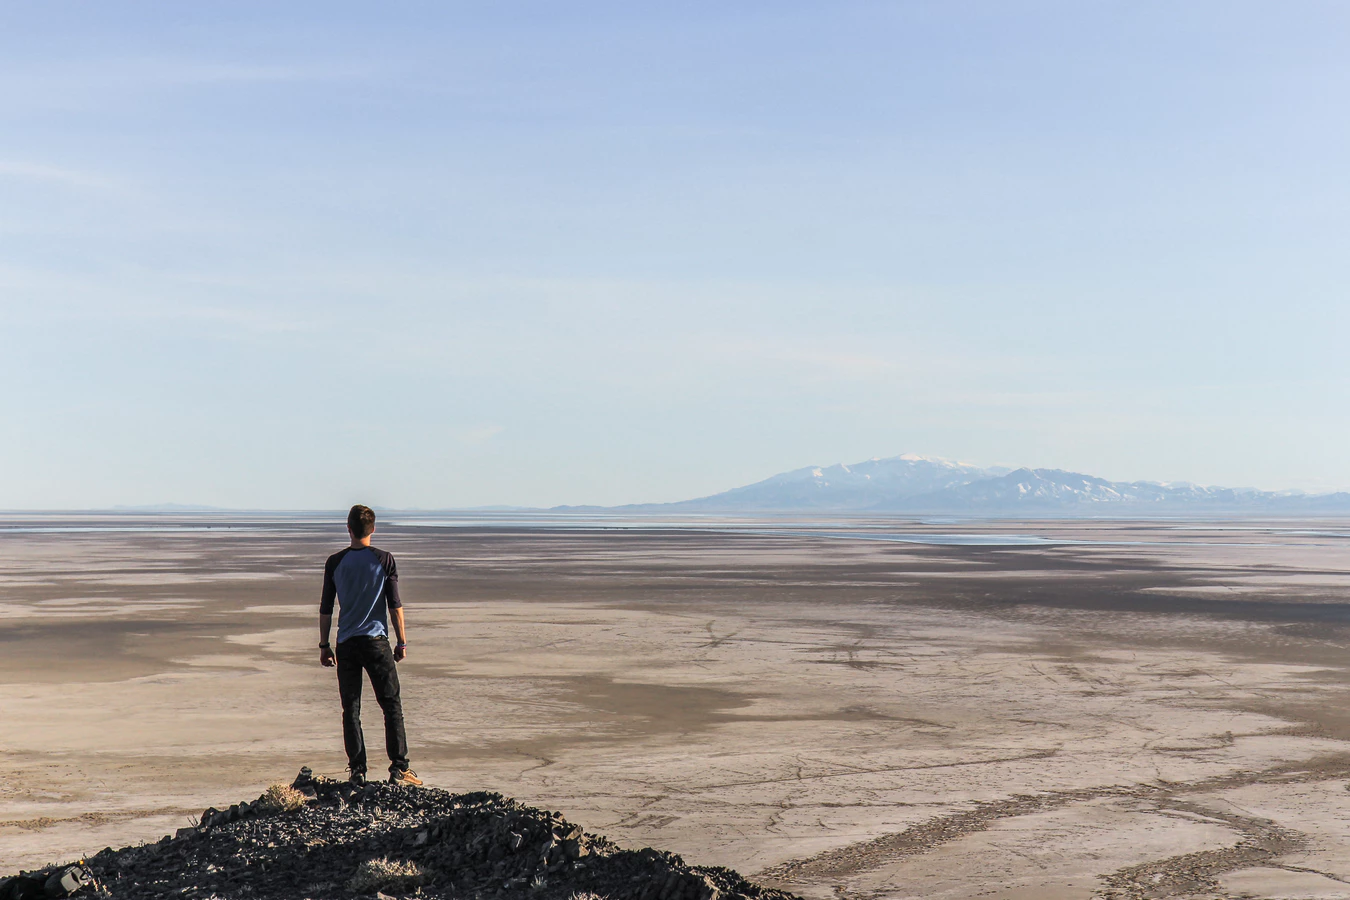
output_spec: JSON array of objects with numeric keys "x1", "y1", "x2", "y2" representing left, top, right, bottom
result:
[
  {"x1": 760, "y1": 754, "x2": 1350, "y2": 895},
  {"x1": 0, "y1": 807, "x2": 194, "y2": 831},
  {"x1": 694, "y1": 749, "x2": 1060, "y2": 791},
  {"x1": 1095, "y1": 797, "x2": 1303, "y2": 900}
]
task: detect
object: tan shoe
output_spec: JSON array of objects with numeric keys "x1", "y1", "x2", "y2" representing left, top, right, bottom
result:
[{"x1": 389, "y1": 768, "x2": 423, "y2": 787}]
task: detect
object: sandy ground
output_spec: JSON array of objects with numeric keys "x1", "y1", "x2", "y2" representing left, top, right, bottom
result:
[{"x1": 4, "y1": 514, "x2": 1350, "y2": 900}]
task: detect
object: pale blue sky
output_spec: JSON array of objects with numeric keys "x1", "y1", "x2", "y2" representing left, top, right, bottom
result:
[{"x1": 3, "y1": 2, "x2": 1348, "y2": 508}]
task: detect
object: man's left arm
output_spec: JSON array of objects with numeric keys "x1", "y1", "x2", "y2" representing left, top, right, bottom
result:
[{"x1": 391, "y1": 607, "x2": 408, "y2": 661}]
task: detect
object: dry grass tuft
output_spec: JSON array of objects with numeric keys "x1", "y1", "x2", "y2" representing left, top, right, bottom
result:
[
  {"x1": 348, "y1": 857, "x2": 429, "y2": 893},
  {"x1": 260, "y1": 783, "x2": 307, "y2": 814}
]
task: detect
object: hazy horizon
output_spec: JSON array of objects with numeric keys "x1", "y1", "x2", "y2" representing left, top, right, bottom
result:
[
  {"x1": 5, "y1": 451, "x2": 1349, "y2": 513},
  {"x1": 5, "y1": 3, "x2": 1349, "y2": 508}
]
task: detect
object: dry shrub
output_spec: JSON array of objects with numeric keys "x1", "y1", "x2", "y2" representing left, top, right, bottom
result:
[
  {"x1": 260, "y1": 783, "x2": 307, "y2": 814},
  {"x1": 348, "y1": 857, "x2": 429, "y2": 893}
]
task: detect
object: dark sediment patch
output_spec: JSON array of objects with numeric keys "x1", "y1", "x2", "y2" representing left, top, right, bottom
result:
[{"x1": 3, "y1": 768, "x2": 798, "y2": 900}]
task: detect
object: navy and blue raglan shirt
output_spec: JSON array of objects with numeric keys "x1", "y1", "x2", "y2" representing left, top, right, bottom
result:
[{"x1": 320, "y1": 546, "x2": 402, "y2": 643}]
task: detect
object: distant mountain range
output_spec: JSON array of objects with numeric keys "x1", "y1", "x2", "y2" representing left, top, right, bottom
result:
[{"x1": 619, "y1": 454, "x2": 1350, "y2": 514}]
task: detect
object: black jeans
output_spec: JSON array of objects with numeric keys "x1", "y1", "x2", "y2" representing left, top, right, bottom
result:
[{"x1": 336, "y1": 635, "x2": 409, "y2": 775}]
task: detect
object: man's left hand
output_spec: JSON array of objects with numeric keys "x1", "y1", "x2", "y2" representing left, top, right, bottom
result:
[{"x1": 394, "y1": 643, "x2": 407, "y2": 662}]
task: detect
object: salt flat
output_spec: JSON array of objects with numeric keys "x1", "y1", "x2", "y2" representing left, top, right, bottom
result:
[{"x1": 4, "y1": 514, "x2": 1350, "y2": 900}]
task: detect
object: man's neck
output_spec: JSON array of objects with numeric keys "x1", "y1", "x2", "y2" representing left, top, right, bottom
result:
[{"x1": 350, "y1": 538, "x2": 372, "y2": 549}]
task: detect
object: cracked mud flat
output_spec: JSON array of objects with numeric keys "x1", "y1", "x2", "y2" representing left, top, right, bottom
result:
[{"x1": 4, "y1": 515, "x2": 1350, "y2": 900}]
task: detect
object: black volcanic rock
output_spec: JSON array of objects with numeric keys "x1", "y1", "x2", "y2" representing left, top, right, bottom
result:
[{"x1": 7, "y1": 769, "x2": 797, "y2": 900}]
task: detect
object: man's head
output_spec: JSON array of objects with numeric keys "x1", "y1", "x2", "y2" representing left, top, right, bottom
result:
[{"x1": 347, "y1": 504, "x2": 376, "y2": 540}]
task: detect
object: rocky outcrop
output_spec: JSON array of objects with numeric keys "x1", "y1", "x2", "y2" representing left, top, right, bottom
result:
[{"x1": 4, "y1": 768, "x2": 798, "y2": 900}]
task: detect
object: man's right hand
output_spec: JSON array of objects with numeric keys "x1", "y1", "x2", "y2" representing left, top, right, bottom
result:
[{"x1": 320, "y1": 646, "x2": 336, "y2": 667}]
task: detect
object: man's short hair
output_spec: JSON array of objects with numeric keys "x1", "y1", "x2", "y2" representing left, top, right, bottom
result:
[{"x1": 348, "y1": 504, "x2": 376, "y2": 539}]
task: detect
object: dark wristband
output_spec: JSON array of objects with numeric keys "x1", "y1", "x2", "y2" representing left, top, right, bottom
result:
[{"x1": 319, "y1": 642, "x2": 331, "y2": 649}]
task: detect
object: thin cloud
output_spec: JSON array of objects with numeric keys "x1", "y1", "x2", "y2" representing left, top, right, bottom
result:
[
  {"x1": 0, "y1": 160, "x2": 126, "y2": 192},
  {"x1": 0, "y1": 59, "x2": 376, "y2": 116},
  {"x1": 175, "y1": 63, "x2": 359, "y2": 85},
  {"x1": 460, "y1": 425, "x2": 505, "y2": 444},
  {"x1": 700, "y1": 336, "x2": 940, "y2": 382},
  {"x1": 0, "y1": 266, "x2": 317, "y2": 335}
]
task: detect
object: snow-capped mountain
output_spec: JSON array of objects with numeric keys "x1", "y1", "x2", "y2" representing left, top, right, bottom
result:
[
  {"x1": 890, "y1": 467, "x2": 1271, "y2": 511},
  {"x1": 682, "y1": 454, "x2": 991, "y2": 511},
  {"x1": 651, "y1": 455, "x2": 1350, "y2": 514}
]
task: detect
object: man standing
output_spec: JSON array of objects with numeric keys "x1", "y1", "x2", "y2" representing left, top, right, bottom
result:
[{"x1": 319, "y1": 505, "x2": 422, "y2": 786}]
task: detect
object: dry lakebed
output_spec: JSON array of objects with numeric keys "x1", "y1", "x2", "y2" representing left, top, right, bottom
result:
[{"x1": 4, "y1": 513, "x2": 1350, "y2": 900}]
